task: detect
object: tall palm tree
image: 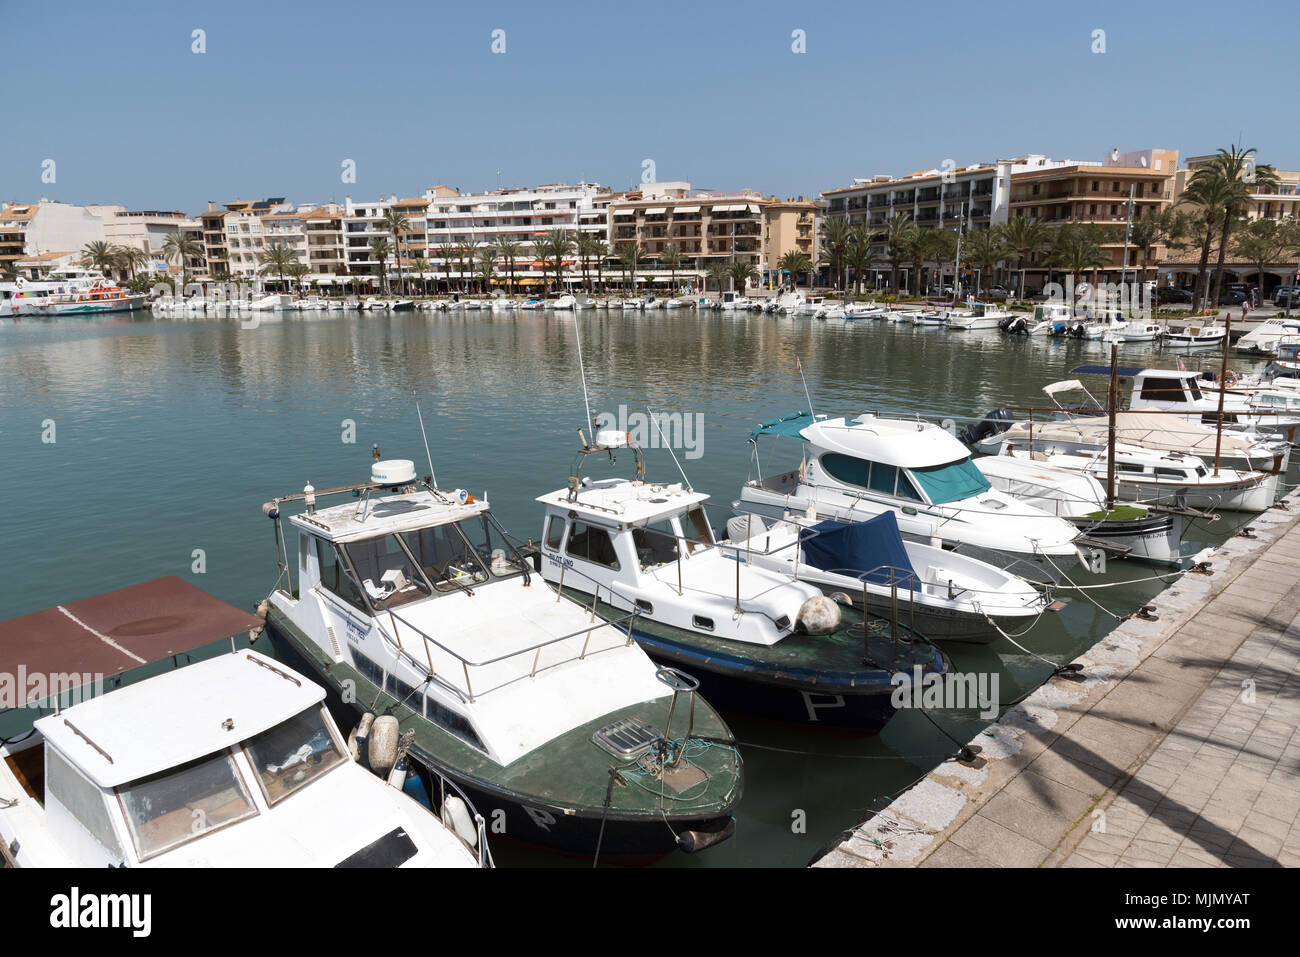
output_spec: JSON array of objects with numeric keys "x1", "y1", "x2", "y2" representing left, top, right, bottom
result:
[
  {"x1": 380, "y1": 210, "x2": 411, "y2": 296},
  {"x1": 845, "y1": 224, "x2": 880, "y2": 296},
  {"x1": 658, "y1": 242, "x2": 683, "y2": 294},
  {"x1": 80, "y1": 240, "x2": 116, "y2": 276},
  {"x1": 475, "y1": 247, "x2": 496, "y2": 295},
  {"x1": 777, "y1": 250, "x2": 812, "y2": 288},
  {"x1": 495, "y1": 237, "x2": 522, "y2": 295},
  {"x1": 436, "y1": 242, "x2": 457, "y2": 294},
  {"x1": 162, "y1": 231, "x2": 202, "y2": 293},
  {"x1": 962, "y1": 226, "x2": 1006, "y2": 297},
  {"x1": 1047, "y1": 225, "x2": 1108, "y2": 287},
  {"x1": 258, "y1": 242, "x2": 298, "y2": 294},
  {"x1": 705, "y1": 261, "x2": 730, "y2": 297},
  {"x1": 368, "y1": 238, "x2": 392, "y2": 294},
  {"x1": 617, "y1": 242, "x2": 641, "y2": 294},
  {"x1": 116, "y1": 245, "x2": 149, "y2": 281},
  {"x1": 1001, "y1": 216, "x2": 1048, "y2": 300},
  {"x1": 729, "y1": 261, "x2": 758, "y2": 297},
  {"x1": 286, "y1": 261, "x2": 309, "y2": 296},
  {"x1": 1190, "y1": 146, "x2": 1278, "y2": 310},
  {"x1": 541, "y1": 229, "x2": 573, "y2": 294},
  {"x1": 457, "y1": 240, "x2": 479, "y2": 294},
  {"x1": 411, "y1": 257, "x2": 431, "y2": 295},
  {"x1": 820, "y1": 216, "x2": 852, "y2": 294},
  {"x1": 884, "y1": 212, "x2": 916, "y2": 294},
  {"x1": 589, "y1": 239, "x2": 609, "y2": 293},
  {"x1": 1178, "y1": 181, "x2": 1231, "y2": 314}
]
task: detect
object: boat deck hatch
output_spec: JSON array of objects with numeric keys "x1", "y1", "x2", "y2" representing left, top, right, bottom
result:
[{"x1": 593, "y1": 717, "x2": 662, "y2": 760}]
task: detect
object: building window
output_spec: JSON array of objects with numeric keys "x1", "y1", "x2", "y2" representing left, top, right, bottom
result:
[{"x1": 1091, "y1": 181, "x2": 1100, "y2": 192}]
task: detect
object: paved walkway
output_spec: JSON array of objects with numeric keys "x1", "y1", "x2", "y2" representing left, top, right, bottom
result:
[{"x1": 815, "y1": 494, "x2": 1300, "y2": 869}]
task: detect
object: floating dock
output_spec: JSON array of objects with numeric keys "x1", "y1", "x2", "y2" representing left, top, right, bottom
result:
[{"x1": 815, "y1": 487, "x2": 1300, "y2": 868}]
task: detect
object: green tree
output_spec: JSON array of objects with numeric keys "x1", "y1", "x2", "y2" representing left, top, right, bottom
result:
[
  {"x1": 380, "y1": 209, "x2": 411, "y2": 296},
  {"x1": 845, "y1": 224, "x2": 880, "y2": 296},
  {"x1": 1001, "y1": 216, "x2": 1048, "y2": 299},
  {"x1": 658, "y1": 242, "x2": 683, "y2": 294},
  {"x1": 962, "y1": 225, "x2": 1006, "y2": 297},
  {"x1": 884, "y1": 212, "x2": 916, "y2": 293},
  {"x1": 495, "y1": 237, "x2": 522, "y2": 295},
  {"x1": 258, "y1": 242, "x2": 298, "y2": 294},
  {"x1": 1189, "y1": 146, "x2": 1278, "y2": 310},
  {"x1": 162, "y1": 231, "x2": 202, "y2": 294},
  {"x1": 777, "y1": 250, "x2": 812, "y2": 288},
  {"x1": 729, "y1": 260, "x2": 758, "y2": 296},
  {"x1": 705, "y1": 261, "x2": 730, "y2": 297},
  {"x1": 617, "y1": 242, "x2": 641, "y2": 294},
  {"x1": 368, "y1": 238, "x2": 392, "y2": 294},
  {"x1": 820, "y1": 216, "x2": 852, "y2": 293}
]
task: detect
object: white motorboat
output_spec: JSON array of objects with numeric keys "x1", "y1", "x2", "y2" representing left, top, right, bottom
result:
[
  {"x1": 551, "y1": 294, "x2": 576, "y2": 310},
  {"x1": 793, "y1": 295, "x2": 825, "y2": 316},
  {"x1": 717, "y1": 292, "x2": 752, "y2": 311},
  {"x1": 972, "y1": 455, "x2": 1184, "y2": 565},
  {"x1": 1234, "y1": 317, "x2": 1300, "y2": 357},
  {"x1": 259, "y1": 453, "x2": 741, "y2": 859},
  {"x1": 622, "y1": 297, "x2": 648, "y2": 310},
  {"x1": 814, "y1": 303, "x2": 846, "y2": 320},
  {"x1": 664, "y1": 298, "x2": 686, "y2": 309},
  {"x1": 0, "y1": 579, "x2": 486, "y2": 868},
  {"x1": 250, "y1": 294, "x2": 285, "y2": 311},
  {"x1": 909, "y1": 310, "x2": 950, "y2": 326},
  {"x1": 1163, "y1": 319, "x2": 1227, "y2": 350},
  {"x1": 739, "y1": 411, "x2": 1090, "y2": 577},
  {"x1": 844, "y1": 303, "x2": 888, "y2": 320},
  {"x1": 1102, "y1": 323, "x2": 1163, "y2": 343}
]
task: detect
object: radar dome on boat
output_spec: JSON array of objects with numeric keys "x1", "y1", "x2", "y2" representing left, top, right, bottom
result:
[
  {"x1": 371, "y1": 459, "x2": 417, "y2": 486},
  {"x1": 596, "y1": 429, "x2": 631, "y2": 448}
]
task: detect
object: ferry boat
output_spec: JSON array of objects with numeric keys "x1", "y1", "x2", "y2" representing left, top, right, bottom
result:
[
  {"x1": 739, "y1": 411, "x2": 1090, "y2": 578},
  {"x1": 0, "y1": 578, "x2": 485, "y2": 867},
  {"x1": 259, "y1": 452, "x2": 742, "y2": 860},
  {"x1": 535, "y1": 432, "x2": 949, "y2": 725}
]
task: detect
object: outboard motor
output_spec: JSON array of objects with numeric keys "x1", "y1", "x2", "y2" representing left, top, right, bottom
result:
[
  {"x1": 960, "y1": 408, "x2": 1016, "y2": 447},
  {"x1": 1004, "y1": 316, "x2": 1029, "y2": 335}
]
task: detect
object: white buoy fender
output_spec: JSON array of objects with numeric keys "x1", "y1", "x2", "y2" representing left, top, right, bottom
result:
[
  {"x1": 348, "y1": 712, "x2": 375, "y2": 762},
  {"x1": 797, "y1": 596, "x2": 841, "y2": 635},
  {"x1": 368, "y1": 715, "x2": 400, "y2": 775},
  {"x1": 441, "y1": 796, "x2": 479, "y2": 848}
]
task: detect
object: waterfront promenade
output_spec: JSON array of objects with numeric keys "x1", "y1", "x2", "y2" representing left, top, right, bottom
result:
[{"x1": 815, "y1": 489, "x2": 1300, "y2": 868}]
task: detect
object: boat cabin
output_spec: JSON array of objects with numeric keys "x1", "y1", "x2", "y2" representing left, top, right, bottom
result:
[{"x1": 1070, "y1": 365, "x2": 1252, "y2": 424}]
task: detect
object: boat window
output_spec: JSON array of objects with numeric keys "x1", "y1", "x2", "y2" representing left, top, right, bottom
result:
[
  {"x1": 1155, "y1": 467, "x2": 1190, "y2": 479},
  {"x1": 566, "y1": 521, "x2": 620, "y2": 569},
  {"x1": 243, "y1": 706, "x2": 346, "y2": 806},
  {"x1": 352, "y1": 650, "x2": 385, "y2": 690},
  {"x1": 316, "y1": 539, "x2": 371, "y2": 614},
  {"x1": 1139, "y1": 377, "x2": 1188, "y2": 402},
  {"x1": 820, "y1": 453, "x2": 871, "y2": 489},
  {"x1": 632, "y1": 519, "x2": 679, "y2": 567},
  {"x1": 906, "y1": 459, "x2": 990, "y2": 505},
  {"x1": 1116, "y1": 462, "x2": 1146, "y2": 473},
  {"x1": 343, "y1": 534, "x2": 434, "y2": 605},
  {"x1": 426, "y1": 696, "x2": 487, "y2": 753},
  {"x1": 45, "y1": 747, "x2": 123, "y2": 858},
  {"x1": 398, "y1": 526, "x2": 488, "y2": 593},
  {"x1": 868, "y1": 463, "x2": 899, "y2": 495},
  {"x1": 545, "y1": 515, "x2": 565, "y2": 550},
  {"x1": 457, "y1": 513, "x2": 528, "y2": 579},
  {"x1": 682, "y1": 506, "x2": 714, "y2": 553},
  {"x1": 116, "y1": 750, "x2": 258, "y2": 861}
]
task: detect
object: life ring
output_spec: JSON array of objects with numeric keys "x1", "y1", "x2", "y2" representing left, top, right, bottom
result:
[{"x1": 1224, "y1": 370, "x2": 1238, "y2": 388}]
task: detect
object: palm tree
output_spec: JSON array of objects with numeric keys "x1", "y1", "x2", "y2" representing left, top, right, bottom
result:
[
  {"x1": 436, "y1": 242, "x2": 458, "y2": 294},
  {"x1": 541, "y1": 229, "x2": 573, "y2": 294},
  {"x1": 1191, "y1": 146, "x2": 1278, "y2": 310},
  {"x1": 777, "y1": 250, "x2": 812, "y2": 288},
  {"x1": 705, "y1": 261, "x2": 730, "y2": 298},
  {"x1": 845, "y1": 224, "x2": 879, "y2": 296},
  {"x1": 589, "y1": 239, "x2": 609, "y2": 293},
  {"x1": 658, "y1": 242, "x2": 683, "y2": 294},
  {"x1": 617, "y1": 243, "x2": 641, "y2": 294},
  {"x1": 1001, "y1": 216, "x2": 1048, "y2": 300},
  {"x1": 475, "y1": 247, "x2": 496, "y2": 295},
  {"x1": 162, "y1": 231, "x2": 202, "y2": 293},
  {"x1": 80, "y1": 240, "x2": 116, "y2": 276},
  {"x1": 368, "y1": 238, "x2": 392, "y2": 294},
  {"x1": 820, "y1": 216, "x2": 852, "y2": 294},
  {"x1": 457, "y1": 240, "x2": 479, "y2": 294},
  {"x1": 258, "y1": 242, "x2": 298, "y2": 294},
  {"x1": 411, "y1": 257, "x2": 431, "y2": 295},
  {"x1": 380, "y1": 210, "x2": 411, "y2": 296},
  {"x1": 495, "y1": 237, "x2": 522, "y2": 295},
  {"x1": 1047, "y1": 225, "x2": 1108, "y2": 287},
  {"x1": 116, "y1": 245, "x2": 149, "y2": 281},
  {"x1": 729, "y1": 261, "x2": 758, "y2": 297},
  {"x1": 286, "y1": 261, "x2": 310, "y2": 296},
  {"x1": 0, "y1": 259, "x2": 21, "y2": 280},
  {"x1": 962, "y1": 226, "x2": 1006, "y2": 297},
  {"x1": 884, "y1": 212, "x2": 916, "y2": 294}
]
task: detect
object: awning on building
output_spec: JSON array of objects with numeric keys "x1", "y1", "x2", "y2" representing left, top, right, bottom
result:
[
  {"x1": 675, "y1": 206, "x2": 701, "y2": 214},
  {"x1": 613, "y1": 209, "x2": 636, "y2": 217},
  {"x1": 643, "y1": 207, "x2": 666, "y2": 215}
]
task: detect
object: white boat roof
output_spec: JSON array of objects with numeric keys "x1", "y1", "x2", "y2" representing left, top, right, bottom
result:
[
  {"x1": 1001, "y1": 412, "x2": 1258, "y2": 458},
  {"x1": 799, "y1": 414, "x2": 970, "y2": 469},
  {"x1": 35, "y1": 651, "x2": 324, "y2": 788},
  {"x1": 536, "y1": 478, "x2": 709, "y2": 524},
  {"x1": 289, "y1": 489, "x2": 489, "y2": 543}
]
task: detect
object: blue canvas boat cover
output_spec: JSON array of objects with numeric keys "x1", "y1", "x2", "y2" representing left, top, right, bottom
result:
[
  {"x1": 798, "y1": 512, "x2": 917, "y2": 588},
  {"x1": 749, "y1": 410, "x2": 815, "y2": 441}
]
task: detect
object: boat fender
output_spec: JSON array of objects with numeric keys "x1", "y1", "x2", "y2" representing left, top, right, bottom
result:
[
  {"x1": 347, "y1": 712, "x2": 375, "y2": 762},
  {"x1": 368, "y1": 715, "x2": 399, "y2": 774},
  {"x1": 1224, "y1": 370, "x2": 1238, "y2": 388},
  {"x1": 797, "y1": 596, "x2": 841, "y2": 636},
  {"x1": 386, "y1": 754, "x2": 408, "y2": 790},
  {"x1": 828, "y1": 591, "x2": 854, "y2": 606},
  {"x1": 441, "y1": 796, "x2": 479, "y2": 848},
  {"x1": 677, "y1": 818, "x2": 736, "y2": 853}
]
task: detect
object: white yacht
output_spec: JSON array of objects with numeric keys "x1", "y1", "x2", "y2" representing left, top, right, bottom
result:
[
  {"x1": 1234, "y1": 317, "x2": 1300, "y2": 357},
  {"x1": 551, "y1": 294, "x2": 576, "y2": 310},
  {"x1": 1163, "y1": 319, "x2": 1227, "y2": 350},
  {"x1": 260, "y1": 453, "x2": 742, "y2": 859},
  {"x1": 739, "y1": 411, "x2": 1090, "y2": 576}
]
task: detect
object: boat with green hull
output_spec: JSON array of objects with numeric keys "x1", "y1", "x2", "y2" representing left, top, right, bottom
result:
[{"x1": 260, "y1": 452, "x2": 742, "y2": 861}]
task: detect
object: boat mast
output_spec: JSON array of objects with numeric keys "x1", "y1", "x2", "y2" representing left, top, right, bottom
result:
[
  {"x1": 1106, "y1": 344, "x2": 1118, "y2": 510},
  {"x1": 1213, "y1": 309, "x2": 1232, "y2": 476}
]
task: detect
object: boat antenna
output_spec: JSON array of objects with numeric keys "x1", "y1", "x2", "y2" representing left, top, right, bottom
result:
[
  {"x1": 413, "y1": 390, "x2": 438, "y2": 488},
  {"x1": 796, "y1": 355, "x2": 816, "y2": 419},
  {"x1": 647, "y1": 406, "x2": 692, "y2": 491},
  {"x1": 574, "y1": 311, "x2": 595, "y2": 447}
]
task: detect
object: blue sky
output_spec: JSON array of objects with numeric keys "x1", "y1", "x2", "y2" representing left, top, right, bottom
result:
[{"x1": 2, "y1": 0, "x2": 1295, "y2": 212}]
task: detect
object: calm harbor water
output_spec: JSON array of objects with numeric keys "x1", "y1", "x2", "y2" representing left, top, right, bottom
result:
[{"x1": 0, "y1": 308, "x2": 1277, "y2": 867}]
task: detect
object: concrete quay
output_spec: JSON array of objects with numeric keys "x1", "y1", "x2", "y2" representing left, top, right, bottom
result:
[{"x1": 815, "y1": 489, "x2": 1300, "y2": 869}]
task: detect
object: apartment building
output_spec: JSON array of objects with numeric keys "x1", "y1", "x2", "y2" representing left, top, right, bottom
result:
[
  {"x1": 606, "y1": 182, "x2": 769, "y2": 292},
  {"x1": 763, "y1": 197, "x2": 822, "y2": 285},
  {"x1": 1007, "y1": 148, "x2": 1179, "y2": 289},
  {"x1": 0, "y1": 203, "x2": 32, "y2": 273},
  {"x1": 102, "y1": 209, "x2": 195, "y2": 276},
  {"x1": 424, "y1": 182, "x2": 609, "y2": 288}
]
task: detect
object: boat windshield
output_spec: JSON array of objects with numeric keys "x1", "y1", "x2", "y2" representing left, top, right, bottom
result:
[
  {"x1": 454, "y1": 513, "x2": 529, "y2": 580},
  {"x1": 243, "y1": 705, "x2": 346, "y2": 806},
  {"x1": 398, "y1": 523, "x2": 490, "y2": 593},
  {"x1": 341, "y1": 534, "x2": 435, "y2": 606},
  {"x1": 907, "y1": 458, "x2": 992, "y2": 505},
  {"x1": 116, "y1": 750, "x2": 258, "y2": 861}
]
